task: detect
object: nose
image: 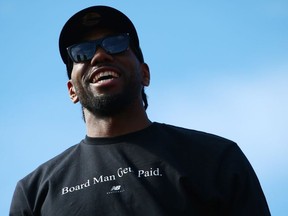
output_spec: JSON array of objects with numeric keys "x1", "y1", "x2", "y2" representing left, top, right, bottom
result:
[{"x1": 90, "y1": 47, "x2": 114, "y2": 65}]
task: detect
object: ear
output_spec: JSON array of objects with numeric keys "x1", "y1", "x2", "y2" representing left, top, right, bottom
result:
[
  {"x1": 67, "y1": 80, "x2": 79, "y2": 104},
  {"x1": 141, "y1": 63, "x2": 150, "y2": 87}
]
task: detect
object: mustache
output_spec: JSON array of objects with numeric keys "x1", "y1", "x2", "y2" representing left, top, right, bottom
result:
[{"x1": 83, "y1": 63, "x2": 123, "y2": 84}]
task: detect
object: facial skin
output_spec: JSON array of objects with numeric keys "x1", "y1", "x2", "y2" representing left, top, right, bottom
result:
[{"x1": 67, "y1": 29, "x2": 150, "y2": 119}]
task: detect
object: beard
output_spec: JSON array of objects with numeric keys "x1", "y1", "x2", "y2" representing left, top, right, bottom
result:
[{"x1": 75, "y1": 77, "x2": 141, "y2": 118}]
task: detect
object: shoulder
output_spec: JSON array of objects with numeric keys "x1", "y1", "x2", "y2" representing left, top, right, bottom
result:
[
  {"x1": 11, "y1": 143, "x2": 82, "y2": 214},
  {"x1": 149, "y1": 122, "x2": 243, "y2": 162},
  {"x1": 18, "y1": 143, "x2": 81, "y2": 188},
  {"x1": 152, "y1": 123, "x2": 256, "y2": 176},
  {"x1": 153, "y1": 122, "x2": 236, "y2": 146}
]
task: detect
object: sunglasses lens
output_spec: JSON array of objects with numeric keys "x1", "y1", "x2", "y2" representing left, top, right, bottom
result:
[
  {"x1": 102, "y1": 34, "x2": 129, "y2": 54},
  {"x1": 67, "y1": 34, "x2": 129, "y2": 63},
  {"x1": 69, "y1": 42, "x2": 96, "y2": 63}
]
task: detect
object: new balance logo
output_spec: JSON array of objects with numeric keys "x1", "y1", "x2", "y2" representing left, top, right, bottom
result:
[
  {"x1": 107, "y1": 185, "x2": 125, "y2": 194},
  {"x1": 111, "y1": 185, "x2": 121, "y2": 191}
]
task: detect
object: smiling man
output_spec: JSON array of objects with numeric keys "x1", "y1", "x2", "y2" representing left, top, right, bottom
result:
[
  {"x1": 66, "y1": 28, "x2": 150, "y2": 135},
  {"x1": 10, "y1": 5, "x2": 271, "y2": 216}
]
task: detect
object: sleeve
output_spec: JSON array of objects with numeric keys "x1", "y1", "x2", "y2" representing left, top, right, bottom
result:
[
  {"x1": 219, "y1": 143, "x2": 271, "y2": 216},
  {"x1": 9, "y1": 181, "x2": 34, "y2": 216}
]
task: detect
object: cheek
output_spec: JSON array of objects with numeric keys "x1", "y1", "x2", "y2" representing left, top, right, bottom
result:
[
  {"x1": 122, "y1": 51, "x2": 142, "y2": 76},
  {"x1": 71, "y1": 63, "x2": 88, "y2": 81},
  {"x1": 71, "y1": 63, "x2": 82, "y2": 76}
]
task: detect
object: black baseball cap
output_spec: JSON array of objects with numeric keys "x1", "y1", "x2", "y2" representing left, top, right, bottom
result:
[{"x1": 59, "y1": 5, "x2": 144, "y2": 65}]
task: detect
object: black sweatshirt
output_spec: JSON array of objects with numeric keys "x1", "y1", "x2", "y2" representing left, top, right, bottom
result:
[{"x1": 10, "y1": 122, "x2": 270, "y2": 216}]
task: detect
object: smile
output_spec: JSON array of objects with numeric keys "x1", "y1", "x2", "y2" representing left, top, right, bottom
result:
[{"x1": 91, "y1": 71, "x2": 120, "y2": 84}]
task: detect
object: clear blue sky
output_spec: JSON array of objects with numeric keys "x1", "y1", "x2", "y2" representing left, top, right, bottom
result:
[{"x1": 1, "y1": 0, "x2": 287, "y2": 215}]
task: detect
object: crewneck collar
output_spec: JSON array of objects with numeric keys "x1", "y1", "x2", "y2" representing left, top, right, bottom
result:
[{"x1": 83, "y1": 122, "x2": 157, "y2": 145}]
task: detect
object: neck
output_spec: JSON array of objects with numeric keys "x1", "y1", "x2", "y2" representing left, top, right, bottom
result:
[{"x1": 84, "y1": 102, "x2": 151, "y2": 138}]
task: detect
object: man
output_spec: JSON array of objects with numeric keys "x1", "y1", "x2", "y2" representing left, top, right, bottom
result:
[{"x1": 10, "y1": 5, "x2": 270, "y2": 216}]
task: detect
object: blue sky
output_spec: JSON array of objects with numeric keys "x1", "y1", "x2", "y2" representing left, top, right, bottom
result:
[{"x1": 1, "y1": 0, "x2": 287, "y2": 215}]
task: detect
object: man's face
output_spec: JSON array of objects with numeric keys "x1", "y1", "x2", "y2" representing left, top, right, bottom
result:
[{"x1": 67, "y1": 29, "x2": 150, "y2": 117}]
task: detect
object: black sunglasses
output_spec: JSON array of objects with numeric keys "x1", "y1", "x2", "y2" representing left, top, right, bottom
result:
[{"x1": 67, "y1": 33, "x2": 130, "y2": 63}]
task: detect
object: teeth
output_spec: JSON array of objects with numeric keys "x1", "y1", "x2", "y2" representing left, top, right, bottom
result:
[{"x1": 92, "y1": 71, "x2": 119, "y2": 83}]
